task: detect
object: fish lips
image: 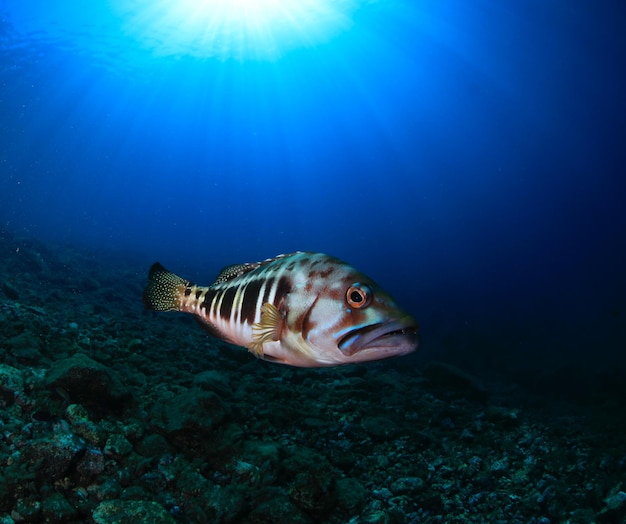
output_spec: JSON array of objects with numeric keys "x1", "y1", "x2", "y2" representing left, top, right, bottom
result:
[{"x1": 338, "y1": 317, "x2": 419, "y2": 358}]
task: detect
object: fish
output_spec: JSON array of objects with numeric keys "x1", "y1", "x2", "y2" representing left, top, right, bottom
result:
[{"x1": 143, "y1": 251, "x2": 419, "y2": 367}]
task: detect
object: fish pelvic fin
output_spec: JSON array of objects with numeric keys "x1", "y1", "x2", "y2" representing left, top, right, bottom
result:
[
  {"x1": 143, "y1": 262, "x2": 190, "y2": 312},
  {"x1": 249, "y1": 303, "x2": 284, "y2": 358}
]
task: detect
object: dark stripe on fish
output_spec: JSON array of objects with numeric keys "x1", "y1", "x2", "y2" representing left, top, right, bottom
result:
[
  {"x1": 220, "y1": 285, "x2": 237, "y2": 321},
  {"x1": 274, "y1": 276, "x2": 291, "y2": 307},
  {"x1": 200, "y1": 289, "x2": 215, "y2": 310},
  {"x1": 300, "y1": 296, "x2": 319, "y2": 341},
  {"x1": 241, "y1": 278, "x2": 264, "y2": 324}
]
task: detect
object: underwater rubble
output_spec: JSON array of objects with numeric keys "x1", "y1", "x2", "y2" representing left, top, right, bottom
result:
[{"x1": 1, "y1": 230, "x2": 625, "y2": 523}]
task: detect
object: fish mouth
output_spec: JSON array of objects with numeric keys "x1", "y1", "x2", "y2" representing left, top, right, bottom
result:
[{"x1": 338, "y1": 317, "x2": 419, "y2": 358}]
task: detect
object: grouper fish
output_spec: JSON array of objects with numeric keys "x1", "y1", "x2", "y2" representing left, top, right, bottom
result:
[{"x1": 143, "y1": 251, "x2": 419, "y2": 367}]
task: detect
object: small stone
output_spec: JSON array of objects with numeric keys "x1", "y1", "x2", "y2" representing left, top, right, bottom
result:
[
  {"x1": 92, "y1": 500, "x2": 175, "y2": 524},
  {"x1": 390, "y1": 476, "x2": 425, "y2": 495},
  {"x1": 605, "y1": 490, "x2": 626, "y2": 510},
  {"x1": 490, "y1": 458, "x2": 509, "y2": 475},
  {"x1": 104, "y1": 434, "x2": 133, "y2": 458},
  {"x1": 65, "y1": 403, "x2": 89, "y2": 423},
  {"x1": 136, "y1": 434, "x2": 172, "y2": 458},
  {"x1": 248, "y1": 495, "x2": 309, "y2": 524},
  {"x1": 76, "y1": 448, "x2": 105, "y2": 481},
  {"x1": 361, "y1": 417, "x2": 399, "y2": 441},
  {"x1": 15, "y1": 498, "x2": 41, "y2": 521},
  {"x1": 72, "y1": 419, "x2": 107, "y2": 447},
  {"x1": 361, "y1": 509, "x2": 391, "y2": 524},
  {"x1": 372, "y1": 487, "x2": 393, "y2": 501},
  {"x1": 335, "y1": 477, "x2": 367, "y2": 512},
  {"x1": 0, "y1": 364, "x2": 24, "y2": 394},
  {"x1": 204, "y1": 484, "x2": 246, "y2": 522},
  {"x1": 88, "y1": 478, "x2": 122, "y2": 502},
  {"x1": 41, "y1": 493, "x2": 77, "y2": 521},
  {"x1": 120, "y1": 420, "x2": 144, "y2": 441},
  {"x1": 289, "y1": 471, "x2": 336, "y2": 512}
]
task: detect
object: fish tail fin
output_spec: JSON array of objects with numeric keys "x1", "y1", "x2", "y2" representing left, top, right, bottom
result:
[{"x1": 143, "y1": 262, "x2": 189, "y2": 312}]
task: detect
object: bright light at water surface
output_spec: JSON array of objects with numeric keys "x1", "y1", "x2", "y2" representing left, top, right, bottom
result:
[{"x1": 113, "y1": 0, "x2": 367, "y2": 60}]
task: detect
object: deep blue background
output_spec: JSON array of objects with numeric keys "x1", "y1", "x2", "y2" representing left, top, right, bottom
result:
[{"x1": 1, "y1": 0, "x2": 625, "y2": 381}]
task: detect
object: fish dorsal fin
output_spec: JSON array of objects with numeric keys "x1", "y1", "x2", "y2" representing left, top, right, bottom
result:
[
  {"x1": 212, "y1": 252, "x2": 303, "y2": 285},
  {"x1": 213, "y1": 262, "x2": 261, "y2": 284}
]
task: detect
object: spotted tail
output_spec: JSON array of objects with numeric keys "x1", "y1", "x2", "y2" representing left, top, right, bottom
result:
[{"x1": 143, "y1": 262, "x2": 190, "y2": 312}]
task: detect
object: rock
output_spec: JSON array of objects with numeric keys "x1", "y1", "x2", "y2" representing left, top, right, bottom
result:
[
  {"x1": 5, "y1": 332, "x2": 42, "y2": 363},
  {"x1": 485, "y1": 406, "x2": 521, "y2": 429},
  {"x1": 605, "y1": 490, "x2": 626, "y2": 511},
  {"x1": 361, "y1": 509, "x2": 392, "y2": 524},
  {"x1": 1, "y1": 282, "x2": 19, "y2": 300},
  {"x1": 65, "y1": 403, "x2": 89, "y2": 423},
  {"x1": 361, "y1": 506, "x2": 406, "y2": 524},
  {"x1": 88, "y1": 478, "x2": 122, "y2": 502},
  {"x1": 284, "y1": 448, "x2": 336, "y2": 513},
  {"x1": 361, "y1": 416, "x2": 400, "y2": 441},
  {"x1": 237, "y1": 439, "x2": 281, "y2": 484},
  {"x1": 41, "y1": 492, "x2": 77, "y2": 521},
  {"x1": 120, "y1": 486, "x2": 148, "y2": 501},
  {"x1": 45, "y1": 352, "x2": 132, "y2": 415},
  {"x1": 76, "y1": 447, "x2": 105, "y2": 482},
  {"x1": 72, "y1": 419, "x2": 107, "y2": 447},
  {"x1": 192, "y1": 369, "x2": 231, "y2": 395},
  {"x1": 135, "y1": 434, "x2": 172, "y2": 458},
  {"x1": 0, "y1": 364, "x2": 24, "y2": 395},
  {"x1": 104, "y1": 434, "x2": 133, "y2": 458},
  {"x1": 204, "y1": 484, "x2": 246, "y2": 523},
  {"x1": 92, "y1": 500, "x2": 175, "y2": 524},
  {"x1": 423, "y1": 361, "x2": 489, "y2": 402},
  {"x1": 14, "y1": 248, "x2": 47, "y2": 275},
  {"x1": 248, "y1": 493, "x2": 310, "y2": 524},
  {"x1": 599, "y1": 489, "x2": 626, "y2": 523},
  {"x1": 24, "y1": 433, "x2": 86, "y2": 480},
  {"x1": 335, "y1": 477, "x2": 367, "y2": 513},
  {"x1": 119, "y1": 420, "x2": 144, "y2": 442},
  {"x1": 390, "y1": 476, "x2": 425, "y2": 495},
  {"x1": 150, "y1": 388, "x2": 229, "y2": 450},
  {"x1": 65, "y1": 403, "x2": 107, "y2": 446},
  {"x1": 14, "y1": 497, "x2": 41, "y2": 521}
]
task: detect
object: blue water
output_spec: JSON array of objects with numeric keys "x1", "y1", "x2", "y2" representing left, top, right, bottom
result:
[{"x1": 1, "y1": 0, "x2": 625, "y2": 380}]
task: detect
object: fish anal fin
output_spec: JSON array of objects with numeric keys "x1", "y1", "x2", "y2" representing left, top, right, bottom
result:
[
  {"x1": 250, "y1": 303, "x2": 284, "y2": 358},
  {"x1": 194, "y1": 317, "x2": 233, "y2": 344}
]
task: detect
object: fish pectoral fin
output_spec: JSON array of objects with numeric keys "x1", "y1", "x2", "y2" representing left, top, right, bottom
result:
[{"x1": 249, "y1": 303, "x2": 284, "y2": 358}]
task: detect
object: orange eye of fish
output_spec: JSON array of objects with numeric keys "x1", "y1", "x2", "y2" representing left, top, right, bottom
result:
[{"x1": 346, "y1": 283, "x2": 372, "y2": 309}]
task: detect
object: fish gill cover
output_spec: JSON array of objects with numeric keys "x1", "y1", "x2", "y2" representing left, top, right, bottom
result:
[{"x1": 1, "y1": 0, "x2": 626, "y2": 522}]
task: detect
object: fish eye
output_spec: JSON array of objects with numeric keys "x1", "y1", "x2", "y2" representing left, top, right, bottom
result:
[{"x1": 346, "y1": 283, "x2": 372, "y2": 309}]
